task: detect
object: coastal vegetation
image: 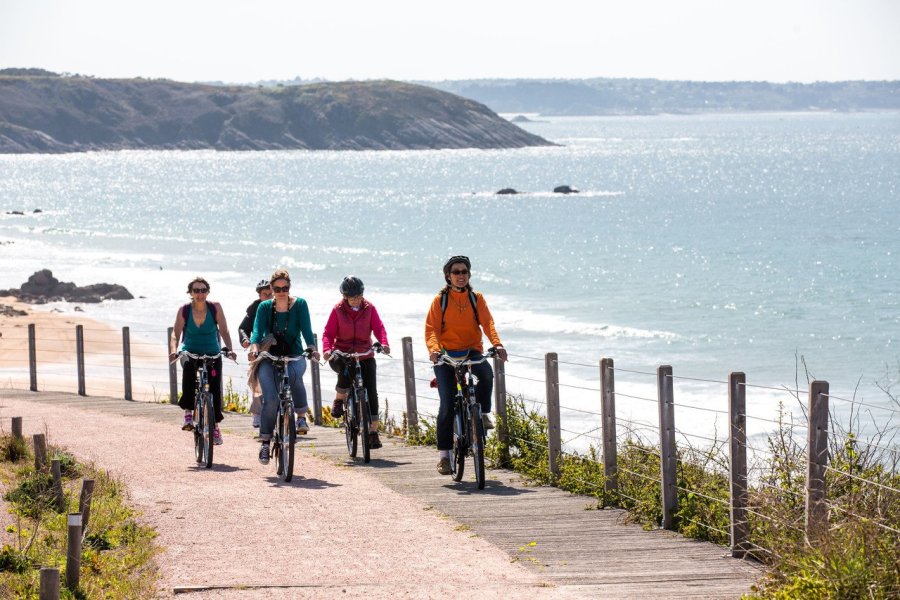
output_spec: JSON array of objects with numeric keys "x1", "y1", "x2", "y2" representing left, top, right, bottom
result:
[
  {"x1": 482, "y1": 395, "x2": 900, "y2": 599},
  {"x1": 0, "y1": 434, "x2": 159, "y2": 598},
  {"x1": 0, "y1": 70, "x2": 551, "y2": 153}
]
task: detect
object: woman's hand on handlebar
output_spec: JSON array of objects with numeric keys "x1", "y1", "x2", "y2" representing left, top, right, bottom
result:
[
  {"x1": 429, "y1": 351, "x2": 440, "y2": 364},
  {"x1": 323, "y1": 351, "x2": 332, "y2": 362},
  {"x1": 495, "y1": 345, "x2": 508, "y2": 362}
]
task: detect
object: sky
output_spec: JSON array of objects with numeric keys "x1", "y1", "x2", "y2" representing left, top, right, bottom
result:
[{"x1": 1, "y1": 0, "x2": 898, "y2": 84}]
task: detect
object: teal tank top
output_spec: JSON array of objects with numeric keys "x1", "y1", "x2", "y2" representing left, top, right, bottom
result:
[{"x1": 181, "y1": 306, "x2": 221, "y2": 354}]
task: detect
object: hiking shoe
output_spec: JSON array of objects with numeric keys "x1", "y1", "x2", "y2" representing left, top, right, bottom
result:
[
  {"x1": 368, "y1": 431, "x2": 382, "y2": 449},
  {"x1": 482, "y1": 413, "x2": 495, "y2": 430},
  {"x1": 252, "y1": 413, "x2": 260, "y2": 428},
  {"x1": 213, "y1": 426, "x2": 223, "y2": 446},
  {"x1": 181, "y1": 411, "x2": 194, "y2": 431},
  {"x1": 437, "y1": 458, "x2": 452, "y2": 475},
  {"x1": 258, "y1": 442, "x2": 270, "y2": 465},
  {"x1": 297, "y1": 416, "x2": 309, "y2": 435},
  {"x1": 331, "y1": 399, "x2": 344, "y2": 418}
]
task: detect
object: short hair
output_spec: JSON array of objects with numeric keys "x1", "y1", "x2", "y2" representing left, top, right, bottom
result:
[
  {"x1": 187, "y1": 276, "x2": 210, "y2": 293},
  {"x1": 269, "y1": 269, "x2": 291, "y2": 286}
]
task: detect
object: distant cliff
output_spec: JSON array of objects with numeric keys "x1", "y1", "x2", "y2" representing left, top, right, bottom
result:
[
  {"x1": 0, "y1": 71, "x2": 552, "y2": 153},
  {"x1": 425, "y1": 78, "x2": 900, "y2": 116}
]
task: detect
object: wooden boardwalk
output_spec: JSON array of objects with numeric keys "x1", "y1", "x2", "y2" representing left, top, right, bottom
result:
[{"x1": 5, "y1": 390, "x2": 761, "y2": 599}]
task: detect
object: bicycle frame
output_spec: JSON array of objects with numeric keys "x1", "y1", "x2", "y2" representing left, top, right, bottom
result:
[
  {"x1": 255, "y1": 350, "x2": 305, "y2": 482},
  {"x1": 176, "y1": 351, "x2": 222, "y2": 469},
  {"x1": 330, "y1": 345, "x2": 383, "y2": 463}
]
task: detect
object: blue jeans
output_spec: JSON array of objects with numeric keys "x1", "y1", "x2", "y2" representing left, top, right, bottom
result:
[
  {"x1": 258, "y1": 358, "x2": 308, "y2": 441},
  {"x1": 434, "y1": 352, "x2": 493, "y2": 451}
]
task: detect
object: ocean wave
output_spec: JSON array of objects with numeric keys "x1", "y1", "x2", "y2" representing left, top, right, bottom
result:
[{"x1": 500, "y1": 310, "x2": 678, "y2": 340}]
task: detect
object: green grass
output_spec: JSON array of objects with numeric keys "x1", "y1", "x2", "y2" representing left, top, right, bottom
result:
[{"x1": 0, "y1": 435, "x2": 159, "y2": 599}]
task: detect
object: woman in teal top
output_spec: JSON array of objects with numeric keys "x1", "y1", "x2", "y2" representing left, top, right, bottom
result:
[
  {"x1": 248, "y1": 268, "x2": 320, "y2": 465},
  {"x1": 168, "y1": 276, "x2": 238, "y2": 445}
]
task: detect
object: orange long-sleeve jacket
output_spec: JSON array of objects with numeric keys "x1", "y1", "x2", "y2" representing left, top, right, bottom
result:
[{"x1": 424, "y1": 288, "x2": 502, "y2": 355}]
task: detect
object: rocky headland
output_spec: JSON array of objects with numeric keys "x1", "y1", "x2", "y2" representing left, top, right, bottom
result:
[{"x1": 0, "y1": 70, "x2": 552, "y2": 152}]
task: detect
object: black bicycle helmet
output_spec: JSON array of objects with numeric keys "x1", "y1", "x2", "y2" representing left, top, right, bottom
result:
[
  {"x1": 255, "y1": 279, "x2": 270, "y2": 292},
  {"x1": 443, "y1": 255, "x2": 471, "y2": 283},
  {"x1": 340, "y1": 276, "x2": 365, "y2": 297}
]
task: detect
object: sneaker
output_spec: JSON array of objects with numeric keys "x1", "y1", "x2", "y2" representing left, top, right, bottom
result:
[
  {"x1": 482, "y1": 413, "x2": 495, "y2": 430},
  {"x1": 213, "y1": 427, "x2": 223, "y2": 446},
  {"x1": 252, "y1": 413, "x2": 260, "y2": 428},
  {"x1": 331, "y1": 399, "x2": 344, "y2": 418},
  {"x1": 182, "y1": 411, "x2": 194, "y2": 431},
  {"x1": 437, "y1": 458, "x2": 452, "y2": 475},
  {"x1": 297, "y1": 416, "x2": 309, "y2": 435},
  {"x1": 368, "y1": 431, "x2": 382, "y2": 449},
  {"x1": 258, "y1": 442, "x2": 270, "y2": 465}
]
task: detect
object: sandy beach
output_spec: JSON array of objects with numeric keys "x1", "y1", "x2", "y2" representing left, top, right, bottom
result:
[{"x1": 0, "y1": 299, "x2": 168, "y2": 400}]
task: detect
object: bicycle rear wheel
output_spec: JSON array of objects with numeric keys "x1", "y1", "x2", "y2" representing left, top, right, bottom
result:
[
  {"x1": 360, "y1": 389, "x2": 371, "y2": 463},
  {"x1": 470, "y1": 404, "x2": 486, "y2": 489},
  {"x1": 345, "y1": 390, "x2": 358, "y2": 458},
  {"x1": 451, "y1": 400, "x2": 466, "y2": 482},
  {"x1": 278, "y1": 408, "x2": 296, "y2": 482},
  {"x1": 202, "y1": 393, "x2": 214, "y2": 468}
]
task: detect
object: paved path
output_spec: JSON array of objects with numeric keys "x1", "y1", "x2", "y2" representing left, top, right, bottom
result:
[{"x1": 3, "y1": 389, "x2": 761, "y2": 598}]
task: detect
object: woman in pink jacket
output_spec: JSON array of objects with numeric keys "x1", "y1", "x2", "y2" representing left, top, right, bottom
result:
[{"x1": 322, "y1": 276, "x2": 390, "y2": 448}]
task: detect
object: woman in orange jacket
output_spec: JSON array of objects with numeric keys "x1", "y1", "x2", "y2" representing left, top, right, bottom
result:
[{"x1": 424, "y1": 255, "x2": 508, "y2": 475}]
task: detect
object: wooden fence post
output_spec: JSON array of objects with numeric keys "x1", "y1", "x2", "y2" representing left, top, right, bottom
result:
[
  {"x1": 806, "y1": 380, "x2": 830, "y2": 544},
  {"x1": 600, "y1": 358, "x2": 618, "y2": 498},
  {"x1": 79, "y1": 479, "x2": 95, "y2": 536},
  {"x1": 401, "y1": 337, "x2": 419, "y2": 438},
  {"x1": 657, "y1": 365, "x2": 677, "y2": 530},
  {"x1": 729, "y1": 372, "x2": 749, "y2": 558},
  {"x1": 167, "y1": 327, "x2": 178, "y2": 404},
  {"x1": 34, "y1": 433, "x2": 48, "y2": 471},
  {"x1": 12, "y1": 416, "x2": 23, "y2": 441},
  {"x1": 545, "y1": 352, "x2": 561, "y2": 478},
  {"x1": 75, "y1": 325, "x2": 86, "y2": 396},
  {"x1": 312, "y1": 334, "x2": 323, "y2": 425},
  {"x1": 122, "y1": 327, "x2": 133, "y2": 401},
  {"x1": 51, "y1": 459, "x2": 66, "y2": 512},
  {"x1": 39, "y1": 567, "x2": 60, "y2": 600},
  {"x1": 493, "y1": 354, "x2": 508, "y2": 461},
  {"x1": 66, "y1": 513, "x2": 82, "y2": 591},
  {"x1": 29, "y1": 323, "x2": 38, "y2": 391}
]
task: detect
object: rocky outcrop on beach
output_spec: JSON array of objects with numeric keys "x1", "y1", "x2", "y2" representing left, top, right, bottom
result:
[
  {"x1": 0, "y1": 71, "x2": 553, "y2": 153},
  {"x1": 0, "y1": 269, "x2": 134, "y2": 303},
  {"x1": 553, "y1": 185, "x2": 579, "y2": 194}
]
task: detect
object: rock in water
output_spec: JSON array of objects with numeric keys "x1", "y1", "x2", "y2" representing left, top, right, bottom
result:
[{"x1": 0, "y1": 269, "x2": 134, "y2": 303}]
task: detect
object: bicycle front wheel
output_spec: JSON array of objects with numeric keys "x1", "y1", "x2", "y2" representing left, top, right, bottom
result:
[
  {"x1": 278, "y1": 408, "x2": 296, "y2": 482},
  {"x1": 193, "y1": 397, "x2": 206, "y2": 465},
  {"x1": 470, "y1": 404, "x2": 486, "y2": 489},
  {"x1": 345, "y1": 391, "x2": 358, "y2": 458},
  {"x1": 360, "y1": 389, "x2": 371, "y2": 464},
  {"x1": 451, "y1": 401, "x2": 466, "y2": 482},
  {"x1": 202, "y1": 393, "x2": 215, "y2": 468}
]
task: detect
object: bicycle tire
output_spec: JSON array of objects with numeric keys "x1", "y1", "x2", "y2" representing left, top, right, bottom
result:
[
  {"x1": 452, "y1": 399, "x2": 466, "y2": 482},
  {"x1": 193, "y1": 401, "x2": 204, "y2": 464},
  {"x1": 280, "y1": 408, "x2": 296, "y2": 482},
  {"x1": 202, "y1": 393, "x2": 214, "y2": 469},
  {"x1": 345, "y1": 389, "x2": 358, "y2": 458},
  {"x1": 470, "y1": 404, "x2": 486, "y2": 489},
  {"x1": 360, "y1": 388, "x2": 371, "y2": 463},
  {"x1": 274, "y1": 405, "x2": 285, "y2": 476}
]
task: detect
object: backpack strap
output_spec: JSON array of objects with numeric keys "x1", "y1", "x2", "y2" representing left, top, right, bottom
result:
[{"x1": 439, "y1": 288, "x2": 480, "y2": 330}]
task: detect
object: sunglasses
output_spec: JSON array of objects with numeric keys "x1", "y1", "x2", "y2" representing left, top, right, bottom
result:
[
  {"x1": 273, "y1": 285, "x2": 290, "y2": 293},
  {"x1": 450, "y1": 269, "x2": 469, "y2": 276},
  {"x1": 191, "y1": 288, "x2": 209, "y2": 293}
]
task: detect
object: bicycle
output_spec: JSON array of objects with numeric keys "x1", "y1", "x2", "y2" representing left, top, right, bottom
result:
[
  {"x1": 436, "y1": 347, "x2": 498, "y2": 489},
  {"x1": 329, "y1": 343, "x2": 388, "y2": 464},
  {"x1": 253, "y1": 349, "x2": 312, "y2": 482},
  {"x1": 175, "y1": 350, "x2": 227, "y2": 469}
]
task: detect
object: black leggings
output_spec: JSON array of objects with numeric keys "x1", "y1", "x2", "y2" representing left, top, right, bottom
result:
[
  {"x1": 178, "y1": 357, "x2": 224, "y2": 423},
  {"x1": 330, "y1": 357, "x2": 379, "y2": 419}
]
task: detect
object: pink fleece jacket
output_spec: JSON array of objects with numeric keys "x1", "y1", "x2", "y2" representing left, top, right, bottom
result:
[{"x1": 321, "y1": 299, "x2": 389, "y2": 355}]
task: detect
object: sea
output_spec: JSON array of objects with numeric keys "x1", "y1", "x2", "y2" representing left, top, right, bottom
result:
[{"x1": 2, "y1": 112, "x2": 899, "y2": 453}]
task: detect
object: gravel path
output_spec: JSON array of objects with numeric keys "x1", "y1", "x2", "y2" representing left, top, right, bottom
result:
[{"x1": 1, "y1": 395, "x2": 584, "y2": 599}]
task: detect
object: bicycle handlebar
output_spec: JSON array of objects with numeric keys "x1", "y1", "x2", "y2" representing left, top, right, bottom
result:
[
  {"x1": 435, "y1": 347, "x2": 498, "y2": 368},
  {"x1": 171, "y1": 349, "x2": 232, "y2": 365},
  {"x1": 252, "y1": 349, "x2": 313, "y2": 364},
  {"x1": 329, "y1": 342, "x2": 387, "y2": 361}
]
